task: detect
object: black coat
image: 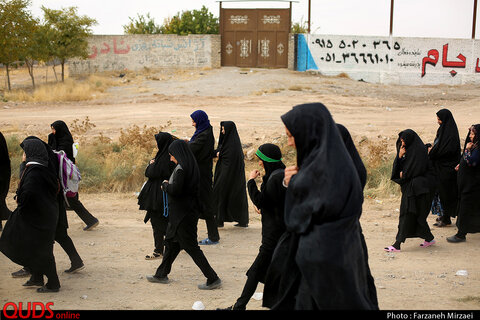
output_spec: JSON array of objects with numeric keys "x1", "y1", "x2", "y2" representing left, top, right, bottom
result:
[
  {"x1": 456, "y1": 125, "x2": 480, "y2": 234},
  {"x1": 161, "y1": 140, "x2": 201, "y2": 240},
  {"x1": 246, "y1": 168, "x2": 286, "y2": 283},
  {"x1": 391, "y1": 130, "x2": 433, "y2": 242},
  {"x1": 428, "y1": 109, "x2": 461, "y2": 217},
  {"x1": 138, "y1": 132, "x2": 175, "y2": 221},
  {"x1": 263, "y1": 103, "x2": 378, "y2": 310},
  {"x1": 188, "y1": 126, "x2": 215, "y2": 220},
  {"x1": 0, "y1": 140, "x2": 59, "y2": 274},
  {"x1": 213, "y1": 121, "x2": 249, "y2": 225},
  {"x1": 0, "y1": 132, "x2": 12, "y2": 220}
]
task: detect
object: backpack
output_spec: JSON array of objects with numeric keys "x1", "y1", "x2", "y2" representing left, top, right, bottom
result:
[{"x1": 54, "y1": 150, "x2": 81, "y2": 205}]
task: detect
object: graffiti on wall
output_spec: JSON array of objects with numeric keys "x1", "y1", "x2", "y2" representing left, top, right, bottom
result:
[
  {"x1": 69, "y1": 35, "x2": 214, "y2": 75},
  {"x1": 297, "y1": 34, "x2": 480, "y2": 85}
]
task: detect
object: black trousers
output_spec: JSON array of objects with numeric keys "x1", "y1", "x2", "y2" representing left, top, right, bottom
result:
[
  {"x1": 67, "y1": 194, "x2": 97, "y2": 226},
  {"x1": 29, "y1": 254, "x2": 60, "y2": 289},
  {"x1": 155, "y1": 218, "x2": 217, "y2": 282},
  {"x1": 149, "y1": 213, "x2": 168, "y2": 254},
  {"x1": 233, "y1": 276, "x2": 259, "y2": 310},
  {"x1": 55, "y1": 226, "x2": 83, "y2": 266}
]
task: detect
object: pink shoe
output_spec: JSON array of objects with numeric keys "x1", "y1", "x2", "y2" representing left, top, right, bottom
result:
[
  {"x1": 420, "y1": 240, "x2": 436, "y2": 248},
  {"x1": 384, "y1": 246, "x2": 401, "y2": 252}
]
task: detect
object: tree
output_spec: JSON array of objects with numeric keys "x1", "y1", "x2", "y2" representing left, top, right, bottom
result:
[
  {"x1": 42, "y1": 6, "x2": 96, "y2": 82},
  {"x1": 160, "y1": 6, "x2": 218, "y2": 35},
  {"x1": 123, "y1": 13, "x2": 161, "y2": 34},
  {"x1": 0, "y1": 0, "x2": 36, "y2": 91}
]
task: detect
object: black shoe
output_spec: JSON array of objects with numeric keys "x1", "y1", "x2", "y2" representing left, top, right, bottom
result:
[
  {"x1": 23, "y1": 279, "x2": 44, "y2": 287},
  {"x1": 234, "y1": 223, "x2": 248, "y2": 228},
  {"x1": 12, "y1": 268, "x2": 31, "y2": 278},
  {"x1": 65, "y1": 263, "x2": 85, "y2": 273},
  {"x1": 446, "y1": 235, "x2": 466, "y2": 243},
  {"x1": 146, "y1": 275, "x2": 170, "y2": 284},
  {"x1": 198, "y1": 278, "x2": 222, "y2": 290},
  {"x1": 83, "y1": 219, "x2": 99, "y2": 231},
  {"x1": 37, "y1": 286, "x2": 59, "y2": 293}
]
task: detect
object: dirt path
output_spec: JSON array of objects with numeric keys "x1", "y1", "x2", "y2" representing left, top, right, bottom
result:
[{"x1": 1, "y1": 67, "x2": 480, "y2": 310}]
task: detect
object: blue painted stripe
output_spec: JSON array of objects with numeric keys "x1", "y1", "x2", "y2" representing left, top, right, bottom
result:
[{"x1": 296, "y1": 34, "x2": 318, "y2": 71}]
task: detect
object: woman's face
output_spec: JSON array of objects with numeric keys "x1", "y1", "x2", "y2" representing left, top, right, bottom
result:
[
  {"x1": 170, "y1": 154, "x2": 178, "y2": 164},
  {"x1": 258, "y1": 159, "x2": 264, "y2": 169},
  {"x1": 285, "y1": 126, "x2": 296, "y2": 148},
  {"x1": 191, "y1": 119, "x2": 196, "y2": 128},
  {"x1": 51, "y1": 126, "x2": 56, "y2": 134},
  {"x1": 437, "y1": 116, "x2": 442, "y2": 125},
  {"x1": 221, "y1": 126, "x2": 225, "y2": 135},
  {"x1": 469, "y1": 129, "x2": 475, "y2": 142}
]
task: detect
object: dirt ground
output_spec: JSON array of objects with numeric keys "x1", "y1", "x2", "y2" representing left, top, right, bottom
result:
[{"x1": 1, "y1": 67, "x2": 480, "y2": 311}]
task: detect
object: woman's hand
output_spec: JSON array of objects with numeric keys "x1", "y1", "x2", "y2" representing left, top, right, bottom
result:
[
  {"x1": 455, "y1": 164, "x2": 459, "y2": 171},
  {"x1": 283, "y1": 165, "x2": 299, "y2": 187},
  {"x1": 399, "y1": 145, "x2": 406, "y2": 158},
  {"x1": 466, "y1": 142, "x2": 474, "y2": 150},
  {"x1": 249, "y1": 169, "x2": 260, "y2": 180}
]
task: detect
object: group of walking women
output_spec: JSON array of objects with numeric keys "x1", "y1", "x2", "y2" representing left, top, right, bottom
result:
[
  {"x1": 385, "y1": 108, "x2": 480, "y2": 252},
  {"x1": 0, "y1": 121, "x2": 99, "y2": 293},
  {"x1": 138, "y1": 103, "x2": 379, "y2": 309},
  {"x1": 1, "y1": 102, "x2": 478, "y2": 310}
]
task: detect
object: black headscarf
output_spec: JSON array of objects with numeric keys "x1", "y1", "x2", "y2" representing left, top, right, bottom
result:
[
  {"x1": 337, "y1": 124, "x2": 367, "y2": 189},
  {"x1": 154, "y1": 132, "x2": 174, "y2": 163},
  {"x1": 429, "y1": 109, "x2": 461, "y2": 163},
  {"x1": 392, "y1": 129, "x2": 429, "y2": 183},
  {"x1": 463, "y1": 124, "x2": 480, "y2": 151},
  {"x1": 256, "y1": 143, "x2": 286, "y2": 182},
  {"x1": 21, "y1": 139, "x2": 49, "y2": 168},
  {"x1": 190, "y1": 110, "x2": 211, "y2": 142},
  {"x1": 280, "y1": 103, "x2": 363, "y2": 233},
  {"x1": 168, "y1": 139, "x2": 200, "y2": 196},
  {"x1": 49, "y1": 120, "x2": 74, "y2": 161}
]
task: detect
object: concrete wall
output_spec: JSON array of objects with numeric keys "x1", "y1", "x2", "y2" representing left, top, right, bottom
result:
[
  {"x1": 69, "y1": 34, "x2": 221, "y2": 75},
  {"x1": 296, "y1": 34, "x2": 480, "y2": 85}
]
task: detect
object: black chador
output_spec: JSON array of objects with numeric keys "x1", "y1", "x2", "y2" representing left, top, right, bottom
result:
[
  {"x1": 0, "y1": 132, "x2": 12, "y2": 228},
  {"x1": 138, "y1": 132, "x2": 175, "y2": 258},
  {"x1": 188, "y1": 110, "x2": 219, "y2": 244},
  {"x1": 213, "y1": 121, "x2": 249, "y2": 227},
  {"x1": 48, "y1": 120, "x2": 99, "y2": 230},
  {"x1": 337, "y1": 123, "x2": 378, "y2": 307},
  {"x1": 263, "y1": 103, "x2": 378, "y2": 310},
  {"x1": 428, "y1": 109, "x2": 461, "y2": 226},
  {"x1": 0, "y1": 138, "x2": 60, "y2": 292},
  {"x1": 387, "y1": 129, "x2": 435, "y2": 251},
  {"x1": 147, "y1": 140, "x2": 221, "y2": 290},
  {"x1": 447, "y1": 124, "x2": 480, "y2": 242},
  {"x1": 226, "y1": 143, "x2": 286, "y2": 310}
]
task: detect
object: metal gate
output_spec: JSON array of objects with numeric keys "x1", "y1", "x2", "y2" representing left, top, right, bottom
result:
[{"x1": 220, "y1": 8, "x2": 290, "y2": 68}]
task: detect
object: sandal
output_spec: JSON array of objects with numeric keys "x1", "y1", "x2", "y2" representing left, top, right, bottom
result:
[
  {"x1": 384, "y1": 246, "x2": 401, "y2": 252},
  {"x1": 145, "y1": 252, "x2": 162, "y2": 260},
  {"x1": 420, "y1": 240, "x2": 436, "y2": 248}
]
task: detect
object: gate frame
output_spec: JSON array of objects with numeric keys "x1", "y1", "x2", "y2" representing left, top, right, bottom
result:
[{"x1": 218, "y1": 0, "x2": 298, "y2": 68}]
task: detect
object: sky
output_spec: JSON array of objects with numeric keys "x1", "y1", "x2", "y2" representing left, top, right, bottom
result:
[{"x1": 28, "y1": 0, "x2": 480, "y2": 39}]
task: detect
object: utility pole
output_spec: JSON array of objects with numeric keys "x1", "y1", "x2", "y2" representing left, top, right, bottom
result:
[
  {"x1": 389, "y1": 0, "x2": 394, "y2": 36},
  {"x1": 473, "y1": 0, "x2": 478, "y2": 39},
  {"x1": 308, "y1": 0, "x2": 311, "y2": 33}
]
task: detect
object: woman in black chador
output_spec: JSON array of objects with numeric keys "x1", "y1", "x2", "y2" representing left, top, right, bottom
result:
[
  {"x1": 138, "y1": 132, "x2": 175, "y2": 259},
  {"x1": 221, "y1": 143, "x2": 286, "y2": 310},
  {"x1": 447, "y1": 124, "x2": 480, "y2": 243},
  {"x1": 0, "y1": 138, "x2": 60, "y2": 292},
  {"x1": 386, "y1": 129, "x2": 435, "y2": 252},
  {"x1": 337, "y1": 123, "x2": 378, "y2": 307},
  {"x1": 213, "y1": 121, "x2": 249, "y2": 227},
  {"x1": 262, "y1": 103, "x2": 378, "y2": 310},
  {"x1": 48, "y1": 120, "x2": 99, "y2": 231},
  {"x1": 0, "y1": 131, "x2": 12, "y2": 231},
  {"x1": 427, "y1": 109, "x2": 461, "y2": 227},
  {"x1": 188, "y1": 110, "x2": 219, "y2": 245},
  {"x1": 147, "y1": 140, "x2": 221, "y2": 290}
]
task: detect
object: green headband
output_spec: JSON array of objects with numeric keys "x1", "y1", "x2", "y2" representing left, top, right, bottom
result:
[{"x1": 255, "y1": 149, "x2": 282, "y2": 163}]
